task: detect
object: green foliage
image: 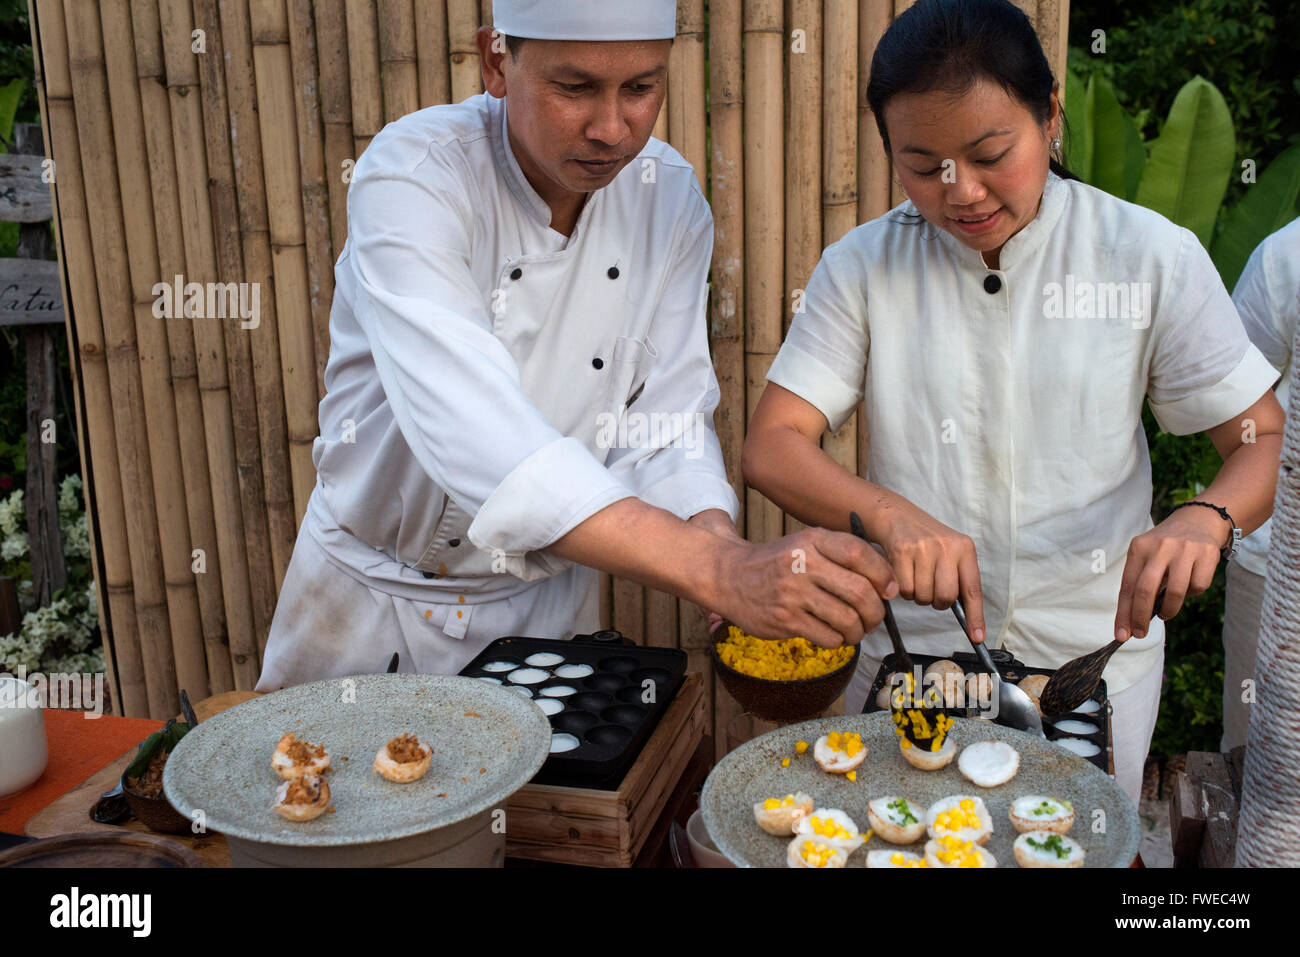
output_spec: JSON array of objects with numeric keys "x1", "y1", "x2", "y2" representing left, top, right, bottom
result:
[
  {"x1": 1064, "y1": 71, "x2": 1145, "y2": 200},
  {"x1": 1134, "y1": 77, "x2": 1236, "y2": 246},
  {"x1": 1212, "y1": 144, "x2": 1300, "y2": 290},
  {"x1": 1069, "y1": 0, "x2": 1300, "y2": 212}
]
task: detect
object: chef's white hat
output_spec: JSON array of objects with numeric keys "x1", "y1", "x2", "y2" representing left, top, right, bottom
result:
[{"x1": 493, "y1": 0, "x2": 677, "y2": 42}]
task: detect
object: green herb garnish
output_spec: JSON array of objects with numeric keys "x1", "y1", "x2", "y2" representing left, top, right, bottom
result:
[
  {"x1": 1031, "y1": 800, "x2": 1058, "y2": 816},
  {"x1": 888, "y1": 798, "x2": 918, "y2": 825},
  {"x1": 1026, "y1": 834, "x2": 1071, "y2": 859}
]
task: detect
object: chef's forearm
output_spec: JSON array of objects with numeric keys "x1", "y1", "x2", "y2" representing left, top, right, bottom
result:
[
  {"x1": 687, "y1": 508, "x2": 743, "y2": 540},
  {"x1": 545, "y1": 498, "x2": 735, "y2": 609},
  {"x1": 1196, "y1": 432, "x2": 1283, "y2": 538},
  {"x1": 742, "y1": 422, "x2": 908, "y2": 543}
]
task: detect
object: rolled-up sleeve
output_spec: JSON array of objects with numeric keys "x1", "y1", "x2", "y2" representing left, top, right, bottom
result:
[
  {"x1": 604, "y1": 193, "x2": 739, "y2": 523},
  {"x1": 765, "y1": 240, "x2": 871, "y2": 433},
  {"x1": 345, "y1": 145, "x2": 635, "y2": 560},
  {"x1": 1146, "y1": 227, "x2": 1280, "y2": 434}
]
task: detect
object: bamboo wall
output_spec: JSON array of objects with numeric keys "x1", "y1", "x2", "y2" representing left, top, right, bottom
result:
[{"x1": 29, "y1": 0, "x2": 1069, "y2": 747}]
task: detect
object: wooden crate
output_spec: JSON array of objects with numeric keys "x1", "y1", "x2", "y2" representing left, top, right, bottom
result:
[{"x1": 506, "y1": 672, "x2": 707, "y2": 867}]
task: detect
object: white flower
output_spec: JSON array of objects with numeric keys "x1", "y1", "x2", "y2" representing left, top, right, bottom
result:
[{"x1": 58, "y1": 474, "x2": 83, "y2": 518}]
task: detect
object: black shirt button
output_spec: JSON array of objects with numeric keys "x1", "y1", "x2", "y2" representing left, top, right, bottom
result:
[
  {"x1": 421, "y1": 571, "x2": 435, "y2": 579},
  {"x1": 592, "y1": 357, "x2": 604, "y2": 370},
  {"x1": 448, "y1": 538, "x2": 461, "y2": 547},
  {"x1": 607, "y1": 266, "x2": 620, "y2": 279},
  {"x1": 984, "y1": 274, "x2": 1002, "y2": 294},
  {"x1": 510, "y1": 267, "x2": 523, "y2": 281}
]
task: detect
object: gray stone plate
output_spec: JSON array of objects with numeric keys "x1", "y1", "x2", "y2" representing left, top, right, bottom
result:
[
  {"x1": 701, "y1": 712, "x2": 1139, "y2": 867},
  {"x1": 163, "y1": 674, "x2": 551, "y2": 846}
]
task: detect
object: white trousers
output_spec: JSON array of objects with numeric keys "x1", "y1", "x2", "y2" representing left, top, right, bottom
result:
[
  {"x1": 844, "y1": 645, "x2": 1164, "y2": 808},
  {"x1": 255, "y1": 528, "x2": 600, "y2": 691}
]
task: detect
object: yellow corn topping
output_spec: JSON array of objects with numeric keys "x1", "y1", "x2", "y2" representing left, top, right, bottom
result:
[
  {"x1": 795, "y1": 740, "x2": 809, "y2": 754},
  {"x1": 800, "y1": 841, "x2": 837, "y2": 867},
  {"x1": 808, "y1": 816, "x2": 855, "y2": 841},
  {"x1": 892, "y1": 707, "x2": 953, "y2": 750},
  {"x1": 716, "y1": 626, "x2": 854, "y2": 680},
  {"x1": 890, "y1": 852, "x2": 927, "y2": 868},
  {"x1": 936, "y1": 835, "x2": 985, "y2": 867},
  {"x1": 934, "y1": 800, "x2": 982, "y2": 832},
  {"x1": 846, "y1": 770, "x2": 856, "y2": 782},
  {"x1": 781, "y1": 757, "x2": 790, "y2": 767},
  {"x1": 825, "y1": 731, "x2": 863, "y2": 756},
  {"x1": 763, "y1": 794, "x2": 798, "y2": 810}
]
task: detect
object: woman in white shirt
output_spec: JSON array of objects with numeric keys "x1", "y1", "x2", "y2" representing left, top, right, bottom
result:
[{"x1": 741, "y1": 0, "x2": 1284, "y2": 805}]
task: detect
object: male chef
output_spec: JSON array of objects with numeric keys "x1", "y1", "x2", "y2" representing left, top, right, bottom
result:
[{"x1": 255, "y1": 0, "x2": 898, "y2": 691}]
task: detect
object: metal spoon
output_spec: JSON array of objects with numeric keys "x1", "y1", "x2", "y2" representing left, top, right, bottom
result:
[
  {"x1": 849, "y1": 512, "x2": 912, "y2": 675},
  {"x1": 1038, "y1": 586, "x2": 1164, "y2": 716},
  {"x1": 951, "y1": 598, "x2": 1045, "y2": 737}
]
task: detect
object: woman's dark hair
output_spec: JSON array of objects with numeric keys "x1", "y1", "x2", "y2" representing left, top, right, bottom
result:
[{"x1": 866, "y1": 0, "x2": 1078, "y2": 182}]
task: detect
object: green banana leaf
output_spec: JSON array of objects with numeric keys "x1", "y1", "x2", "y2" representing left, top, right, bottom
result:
[
  {"x1": 0, "y1": 78, "x2": 23, "y2": 151},
  {"x1": 1211, "y1": 144, "x2": 1300, "y2": 291},
  {"x1": 1084, "y1": 75, "x2": 1145, "y2": 201},
  {"x1": 1135, "y1": 76, "x2": 1235, "y2": 247},
  {"x1": 1063, "y1": 69, "x2": 1090, "y2": 176}
]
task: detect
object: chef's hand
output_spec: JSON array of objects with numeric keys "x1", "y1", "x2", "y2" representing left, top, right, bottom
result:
[
  {"x1": 878, "y1": 500, "x2": 987, "y2": 642},
  {"x1": 711, "y1": 528, "x2": 900, "y2": 649},
  {"x1": 1114, "y1": 507, "x2": 1222, "y2": 641}
]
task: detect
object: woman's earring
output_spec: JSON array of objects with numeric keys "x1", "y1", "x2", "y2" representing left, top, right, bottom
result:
[{"x1": 1051, "y1": 137, "x2": 1062, "y2": 152}]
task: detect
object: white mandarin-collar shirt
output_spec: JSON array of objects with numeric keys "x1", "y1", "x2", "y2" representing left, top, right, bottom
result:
[
  {"x1": 1230, "y1": 216, "x2": 1298, "y2": 577},
  {"x1": 767, "y1": 172, "x2": 1278, "y2": 697},
  {"x1": 304, "y1": 92, "x2": 738, "y2": 605}
]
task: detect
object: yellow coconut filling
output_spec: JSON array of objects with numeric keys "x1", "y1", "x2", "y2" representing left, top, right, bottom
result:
[
  {"x1": 763, "y1": 794, "x2": 799, "y2": 810},
  {"x1": 716, "y1": 626, "x2": 854, "y2": 680},
  {"x1": 891, "y1": 852, "x2": 927, "y2": 868}
]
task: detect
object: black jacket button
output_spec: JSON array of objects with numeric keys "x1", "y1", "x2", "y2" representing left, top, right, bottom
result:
[
  {"x1": 984, "y1": 274, "x2": 1002, "y2": 294},
  {"x1": 510, "y1": 267, "x2": 523, "y2": 281},
  {"x1": 448, "y1": 538, "x2": 461, "y2": 547},
  {"x1": 592, "y1": 357, "x2": 604, "y2": 370},
  {"x1": 608, "y1": 266, "x2": 620, "y2": 279}
]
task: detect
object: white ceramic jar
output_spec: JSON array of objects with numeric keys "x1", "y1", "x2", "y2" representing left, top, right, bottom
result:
[{"x1": 0, "y1": 676, "x2": 48, "y2": 797}]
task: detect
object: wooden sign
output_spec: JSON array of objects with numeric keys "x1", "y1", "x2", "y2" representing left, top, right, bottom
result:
[
  {"x1": 0, "y1": 152, "x2": 55, "y2": 223},
  {"x1": 0, "y1": 258, "x2": 64, "y2": 326}
]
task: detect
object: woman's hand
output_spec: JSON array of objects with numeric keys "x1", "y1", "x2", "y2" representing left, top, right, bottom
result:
[
  {"x1": 878, "y1": 500, "x2": 987, "y2": 642},
  {"x1": 1114, "y1": 507, "x2": 1224, "y2": 641}
]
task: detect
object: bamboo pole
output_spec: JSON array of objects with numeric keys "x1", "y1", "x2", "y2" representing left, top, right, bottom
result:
[
  {"x1": 782, "y1": 0, "x2": 819, "y2": 539},
  {"x1": 285, "y1": 0, "x2": 337, "y2": 403},
  {"x1": 156, "y1": 0, "x2": 260, "y2": 691},
  {"x1": 189, "y1": 0, "x2": 281, "y2": 669},
  {"x1": 667, "y1": 1, "x2": 705, "y2": 184},
  {"x1": 1036, "y1": 0, "x2": 1069, "y2": 88},
  {"x1": 97, "y1": 0, "x2": 209, "y2": 701},
  {"x1": 30, "y1": 0, "x2": 141, "y2": 715},
  {"x1": 127, "y1": 0, "x2": 233, "y2": 695},
  {"x1": 379, "y1": 0, "x2": 419, "y2": 122},
  {"x1": 414, "y1": 0, "x2": 450, "y2": 109},
  {"x1": 447, "y1": 0, "x2": 483, "y2": 103},
  {"x1": 249, "y1": 0, "x2": 321, "y2": 525},
  {"x1": 211, "y1": 0, "x2": 298, "y2": 597},
  {"x1": 858, "y1": 0, "x2": 893, "y2": 225},
  {"x1": 345, "y1": 0, "x2": 382, "y2": 157},
  {"x1": 742, "y1": 0, "x2": 784, "y2": 549},
  {"x1": 613, "y1": 577, "x2": 645, "y2": 646},
  {"x1": 62, "y1": 0, "x2": 177, "y2": 718},
  {"x1": 820, "y1": 0, "x2": 859, "y2": 488},
  {"x1": 315, "y1": 0, "x2": 354, "y2": 262},
  {"x1": 703, "y1": 0, "x2": 747, "y2": 754}
]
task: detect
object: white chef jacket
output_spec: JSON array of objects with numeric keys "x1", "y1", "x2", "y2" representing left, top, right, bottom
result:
[
  {"x1": 766, "y1": 171, "x2": 1279, "y2": 706},
  {"x1": 258, "y1": 92, "x2": 737, "y2": 687},
  {"x1": 1229, "y1": 216, "x2": 1298, "y2": 577}
]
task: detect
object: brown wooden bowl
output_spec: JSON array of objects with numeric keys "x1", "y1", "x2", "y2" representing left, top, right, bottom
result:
[
  {"x1": 711, "y1": 622, "x2": 860, "y2": 722},
  {"x1": 120, "y1": 771, "x2": 193, "y2": 836}
]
